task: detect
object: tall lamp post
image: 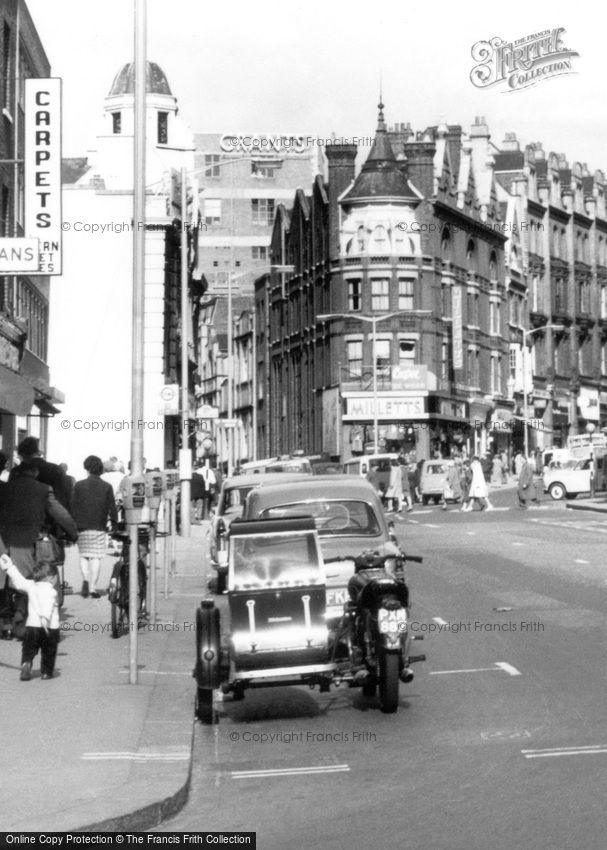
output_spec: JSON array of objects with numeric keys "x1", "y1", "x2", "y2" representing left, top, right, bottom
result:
[
  {"x1": 318, "y1": 311, "x2": 420, "y2": 455},
  {"x1": 522, "y1": 324, "x2": 564, "y2": 459}
]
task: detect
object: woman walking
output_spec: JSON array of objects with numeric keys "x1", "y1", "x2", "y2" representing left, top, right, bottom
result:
[
  {"x1": 467, "y1": 456, "x2": 495, "y2": 511},
  {"x1": 442, "y1": 460, "x2": 463, "y2": 511},
  {"x1": 517, "y1": 457, "x2": 538, "y2": 509},
  {"x1": 385, "y1": 458, "x2": 403, "y2": 512},
  {"x1": 71, "y1": 456, "x2": 117, "y2": 598}
]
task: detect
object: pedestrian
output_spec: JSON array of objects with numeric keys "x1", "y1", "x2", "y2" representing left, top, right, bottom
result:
[
  {"x1": 190, "y1": 467, "x2": 206, "y2": 522},
  {"x1": 467, "y1": 456, "x2": 495, "y2": 511},
  {"x1": 14, "y1": 436, "x2": 71, "y2": 510},
  {"x1": 0, "y1": 451, "x2": 9, "y2": 483},
  {"x1": 200, "y1": 463, "x2": 217, "y2": 519},
  {"x1": 514, "y1": 451, "x2": 525, "y2": 477},
  {"x1": 101, "y1": 458, "x2": 126, "y2": 501},
  {"x1": 385, "y1": 459, "x2": 403, "y2": 512},
  {"x1": 491, "y1": 454, "x2": 504, "y2": 485},
  {"x1": 413, "y1": 460, "x2": 424, "y2": 504},
  {"x1": 59, "y1": 463, "x2": 76, "y2": 505},
  {"x1": 500, "y1": 450, "x2": 509, "y2": 484},
  {"x1": 481, "y1": 452, "x2": 493, "y2": 483},
  {"x1": 460, "y1": 459, "x2": 473, "y2": 511},
  {"x1": 71, "y1": 455, "x2": 117, "y2": 598},
  {"x1": 517, "y1": 457, "x2": 538, "y2": 509},
  {"x1": 0, "y1": 553, "x2": 61, "y2": 680},
  {"x1": 442, "y1": 460, "x2": 463, "y2": 511},
  {"x1": 399, "y1": 459, "x2": 413, "y2": 512},
  {"x1": 0, "y1": 461, "x2": 77, "y2": 638}
]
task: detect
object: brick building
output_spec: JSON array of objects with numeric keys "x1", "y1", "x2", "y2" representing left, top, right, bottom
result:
[
  {"x1": 256, "y1": 103, "x2": 510, "y2": 462},
  {"x1": 0, "y1": 0, "x2": 61, "y2": 460}
]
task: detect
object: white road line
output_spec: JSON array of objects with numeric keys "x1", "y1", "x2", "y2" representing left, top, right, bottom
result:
[
  {"x1": 432, "y1": 617, "x2": 448, "y2": 626},
  {"x1": 232, "y1": 764, "x2": 350, "y2": 779},
  {"x1": 407, "y1": 519, "x2": 420, "y2": 524},
  {"x1": 430, "y1": 662, "x2": 521, "y2": 677},
  {"x1": 422, "y1": 523, "x2": 440, "y2": 528},
  {"x1": 83, "y1": 751, "x2": 189, "y2": 761},
  {"x1": 574, "y1": 559, "x2": 590, "y2": 564},
  {"x1": 119, "y1": 670, "x2": 192, "y2": 676},
  {"x1": 466, "y1": 531, "x2": 477, "y2": 536},
  {"x1": 495, "y1": 662, "x2": 522, "y2": 677},
  {"x1": 511, "y1": 542, "x2": 524, "y2": 546},
  {"x1": 522, "y1": 745, "x2": 607, "y2": 759}
]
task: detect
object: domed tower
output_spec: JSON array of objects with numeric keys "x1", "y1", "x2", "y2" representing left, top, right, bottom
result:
[
  {"x1": 78, "y1": 60, "x2": 193, "y2": 191},
  {"x1": 339, "y1": 100, "x2": 422, "y2": 257}
]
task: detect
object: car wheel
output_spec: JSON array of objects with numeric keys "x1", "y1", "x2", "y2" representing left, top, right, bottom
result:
[
  {"x1": 195, "y1": 602, "x2": 221, "y2": 690},
  {"x1": 432, "y1": 495, "x2": 441, "y2": 505},
  {"x1": 548, "y1": 482, "x2": 566, "y2": 501},
  {"x1": 422, "y1": 495, "x2": 429, "y2": 506}
]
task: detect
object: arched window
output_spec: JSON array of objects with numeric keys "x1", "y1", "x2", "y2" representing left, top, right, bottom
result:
[
  {"x1": 466, "y1": 239, "x2": 475, "y2": 268},
  {"x1": 357, "y1": 226, "x2": 366, "y2": 252},
  {"x1": 369, "y1": 225, "x2": 389, "y2": 253},
  {"x1": 489, "y1": 251, "x2": 497, "y2": 283},
  {"x1": 441, "y1": 227, "x2": 451, "y2": 259}
]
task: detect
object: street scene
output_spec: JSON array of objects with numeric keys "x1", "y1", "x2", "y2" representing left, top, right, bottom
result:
[{"x1": 1, "y1": 0, "x2": 606, "y2": 847}]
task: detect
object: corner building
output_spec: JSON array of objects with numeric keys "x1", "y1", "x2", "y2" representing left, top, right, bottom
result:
[{"x1": 257, "y1": 105, "x2": 509, "y2": 461}]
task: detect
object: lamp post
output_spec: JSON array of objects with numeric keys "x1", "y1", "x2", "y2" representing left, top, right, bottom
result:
[
  {"x1": 522, "y1": 324, "x2": 564, "y2": 459},
  {"x1": 318, "y1": 310, "x2": 418, "y2": 455}
]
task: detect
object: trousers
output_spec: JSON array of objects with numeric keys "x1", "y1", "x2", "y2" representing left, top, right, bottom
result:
[{"x1": 22, "y1": 627, "x2": 60, "y2": 676}]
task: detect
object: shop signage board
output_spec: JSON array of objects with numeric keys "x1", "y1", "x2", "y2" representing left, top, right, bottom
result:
[
  {"x1": 343, "y1": 394, "x2": 425, "y2": 421},
  {"x1": 24, "y1": 78, "x2": 62, "y2": 275}
]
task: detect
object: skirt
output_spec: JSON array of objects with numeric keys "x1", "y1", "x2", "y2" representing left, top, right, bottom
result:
[{"x1": 78, "y1": 530, "x2": 107, "y2": 558}]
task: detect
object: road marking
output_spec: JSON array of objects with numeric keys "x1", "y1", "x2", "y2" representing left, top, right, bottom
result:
[
  {"x1": 231, "y1": 764, "x2": 350, "y2": 779},
  {"x1": 511, "y1": 542, "x2": 524, "y2": 546},
  {"x1": 495, "y1": 662, "x2": 522, "y2": 677},
  {"x1": 407, "y1": 519, "x2": 420, "y2": 524},
  {"x1": 83, "y1": 751, "x2": 189, "y2": 761},
  {"x1": 119, "y1": 670, "x2": 192, "y2": 676},
  {"x1": 481, "y1": 730, "x2": 531, "y2": 741},
  {"x1": 522, "y1": 745, "x2": 607, "y2": 759},
  {"x1": 466, "y1": 531, "x2": 477, "y2": 536},
  {"x1": 574, "y1": 559, "x2": 590, "y2": 564},
  {"x1": 432, "y1": 617, "x2": 448, "y2": 626},
  {"x1": 528, "y1": 518, "x2": 607, "y2": 535},
  {"x1": 430, "y1": 662, "x2": 521, "y2": 677},
  {"x1": 422, "y1": 523, "x2": 440, "y2": 528}
]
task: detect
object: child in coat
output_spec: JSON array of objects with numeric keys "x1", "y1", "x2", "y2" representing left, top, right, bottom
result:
[{"x1": 0, "y1": 553, "x2": 60, "y2": 681}]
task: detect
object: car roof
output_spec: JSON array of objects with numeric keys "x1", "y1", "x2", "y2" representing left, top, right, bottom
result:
[
  {"x1": 245, "y1": 475, "x2": 379, "y2": 507},
  {"x1": 221, "y1": 472, "x2": 310, "y2": 489}
]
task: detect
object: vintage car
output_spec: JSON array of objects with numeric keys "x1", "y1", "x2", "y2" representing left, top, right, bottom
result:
[
  {"x1": 543, "y1": 456, "x2": 603, "y2": 500},
  {"x1": 193, "y1": 515, "x2": 424, "y2": 722},
  {"x1": 208, "y1": 472, "x2": 309, "y2": 591},
  {"x1": 418, "y1": 460, "x2": 448, "y2": 504},
  {"x1": 241, "y1": 476, "x2": 402, "y2": 622}
]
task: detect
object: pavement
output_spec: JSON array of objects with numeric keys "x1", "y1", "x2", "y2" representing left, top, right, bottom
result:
[
  {"x1": 0, "y1": 521, "x2": 211, "y2": 833},
  {"x1": 565, "y1": 495, "x2": 607, "y2": 513}
]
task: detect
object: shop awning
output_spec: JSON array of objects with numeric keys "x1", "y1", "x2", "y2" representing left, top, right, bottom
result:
[{"x1": 0, "y1": 365, "x2": 35, "y2": 416}]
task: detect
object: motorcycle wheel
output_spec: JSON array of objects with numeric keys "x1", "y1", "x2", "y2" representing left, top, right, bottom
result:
[
  {"x1": 378, "y1": 651, "x2": 400, "y2": 713},
  {"x1": 195, "y1": 687, "x2": 215, "y2": 724}
]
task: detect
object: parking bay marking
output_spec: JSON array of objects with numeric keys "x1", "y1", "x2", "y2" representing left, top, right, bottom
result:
[
  {"x1": 231, "y1": 764, "x2": 350, "y2": 779},
  {"x1": 430, "y1": 662, "x2": 521, "y2": 677},
  {"x1": 522, "y1": 745, "x2": 607, "y2": 760}
]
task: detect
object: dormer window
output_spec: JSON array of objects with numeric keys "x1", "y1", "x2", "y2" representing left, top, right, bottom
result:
[
  {"x1": 157, "y1": 111, "x2": 168, "y2": 144},
  {"x1": 112, "y1": 112, "x2": 121, "y2": 134}
]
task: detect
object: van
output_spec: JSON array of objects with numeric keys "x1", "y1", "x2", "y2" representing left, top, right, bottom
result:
[
  {"x1": 418, "y1": 460, "x2": 449, "y2": 504},
  {"x1": 342, "y1": 453, "x2": 398, "y2": 495}
]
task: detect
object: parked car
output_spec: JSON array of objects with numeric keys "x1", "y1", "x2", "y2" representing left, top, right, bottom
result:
[
  {"x1": 208, "y1": 472, "x2": 309, "y2": 591},
  {"x1": 342, "y1": 453, "x2": 398, "y2": 497},
  {"x1": 543, "y1": 457, "x2": 603, "y2": 500},
  {"x1": 418, "y1": 460, "x2": 448, "y2": 504},
  {"x1": 241, "y1": 475, "x2": 403, "y2": 622}
]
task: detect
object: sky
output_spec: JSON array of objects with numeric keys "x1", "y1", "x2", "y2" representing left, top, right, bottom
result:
[{"x1": 26, "y1": 0, "x2": 605, "y2": 171}]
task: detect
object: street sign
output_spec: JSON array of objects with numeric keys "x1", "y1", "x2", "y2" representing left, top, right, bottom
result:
[
  {"x1": 199, "y1": 403, "x2": 219, "y2": 419},
  {"x1": 24, "y1": 78, "x2": 62, "y2": 275},
  {"x1": 0, "y1": 238, "x2": 39, "y2": 272},
  {"x1": 159, "y1": 384, "x2": 180, "y2": 415}
]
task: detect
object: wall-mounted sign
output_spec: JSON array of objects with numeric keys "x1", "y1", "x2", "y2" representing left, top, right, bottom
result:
[
  {"x1": 452, "y1": 286, "x2": 463, "y2": 369},
  {"x1": 24, "y1": 78, "x2": 62, "y2": 275},
  {"x1": 159, "y1": 384, "x2": 180, "y2": 415},
  {"x1": 391, "y1": 365, "x2": 428, "y2": 391},
  {"x1": 343, "y1": 394, "x2": 425, "y2": 421},
  {"x1": 0, "y1": 238, "x2": 39, "y2": 272}
]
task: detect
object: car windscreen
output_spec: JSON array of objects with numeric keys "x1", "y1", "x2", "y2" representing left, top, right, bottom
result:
[
  {"x1": 230, "y1": 531, "x2": 321, "y2": 588},
  {"x1": 258, "y1": 499, "x2": 381, "y2": 536},
  {"x1": 221, "y1": 485, "x2": 255, "y2": 514}
]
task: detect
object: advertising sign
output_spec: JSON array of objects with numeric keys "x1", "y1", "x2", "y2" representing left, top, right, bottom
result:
[{"x1": 25, "y1": 78, "x2": 62, "y2": 275}]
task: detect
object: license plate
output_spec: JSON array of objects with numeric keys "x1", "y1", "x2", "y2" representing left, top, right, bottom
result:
[
  {"x1": 326, "y1": 588, "x2": 348, "y2": 607},
  {"x1": 378, "y1": 608, "x2": 407, "y2": 635}
]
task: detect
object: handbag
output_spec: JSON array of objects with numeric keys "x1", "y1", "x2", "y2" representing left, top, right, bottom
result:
[{"x1": 35, "y1": 533, "x2": 63, "y2": 566}]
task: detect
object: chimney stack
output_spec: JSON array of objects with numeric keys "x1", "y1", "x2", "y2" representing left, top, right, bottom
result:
[{"x1": 325, "y1": 144, "x2": 357, "y2": 257}]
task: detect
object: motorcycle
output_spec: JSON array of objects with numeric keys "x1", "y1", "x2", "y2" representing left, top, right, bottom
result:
[{"x1": 332, "y1": 550, "x2": 424, "y2": 713}]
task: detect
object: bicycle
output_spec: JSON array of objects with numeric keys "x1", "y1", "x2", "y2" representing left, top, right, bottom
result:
[{"x1": 107, "y1": 527, "x2": 149, "y2": 638}]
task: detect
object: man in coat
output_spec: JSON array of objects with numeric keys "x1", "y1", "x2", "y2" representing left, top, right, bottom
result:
[
  {"x1": 517, "y1": 457, "x2": 538, "y2": 508},
  {"x1": 0, "y1": 461, "x2": 78, "y2": 637}
]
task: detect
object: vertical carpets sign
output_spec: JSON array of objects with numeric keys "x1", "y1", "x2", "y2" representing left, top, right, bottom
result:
[
  {"x1": 452, "y1": 285, "x2": 463, "y2": 369},
  {"x1": 25, "y1": 78, "x2": 62, "y2": 275}
]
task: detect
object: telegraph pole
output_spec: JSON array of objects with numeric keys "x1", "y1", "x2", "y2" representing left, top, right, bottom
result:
[{"x1": 180, "y1": 167, "x2": 192, "y2": 536}]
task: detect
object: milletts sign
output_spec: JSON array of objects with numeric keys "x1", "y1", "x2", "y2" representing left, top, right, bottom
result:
[{"x1": 24, "y1": 78, "x2": 62, "y2": 275}]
